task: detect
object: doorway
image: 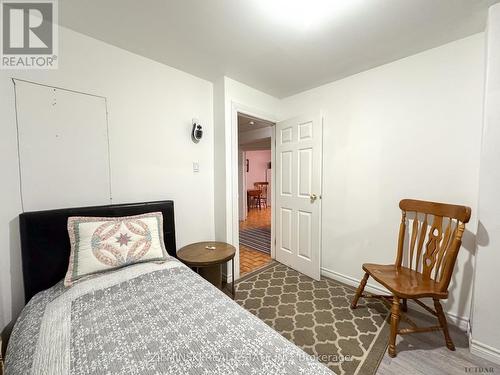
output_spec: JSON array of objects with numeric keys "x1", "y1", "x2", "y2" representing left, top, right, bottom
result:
[
  {"x1": 229, "y1": 106, "x2": 323, "y2": 282},
  {"x1": 238, "y1": 113, "x2": 274, "y2": 276}
]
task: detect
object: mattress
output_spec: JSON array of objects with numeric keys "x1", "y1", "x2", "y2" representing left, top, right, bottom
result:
[{"x1": 5, "y1": 258, "x2": 332, "y2": 374}]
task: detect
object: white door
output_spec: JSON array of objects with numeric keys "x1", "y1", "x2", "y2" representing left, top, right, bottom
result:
[{"x1": 275, "y1": 114, "x2": 322, "y2": 280}]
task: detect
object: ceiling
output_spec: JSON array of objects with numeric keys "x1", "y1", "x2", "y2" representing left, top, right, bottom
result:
[
  {"x1": 241, "y1": 138, "x2": 272, "y2": 151},
  {"x1": 59, "y1": 0, "x2": 498, "y2": 98},
  {"x1": 238, "y1": 113, "x2": 274, "y2": 133}
]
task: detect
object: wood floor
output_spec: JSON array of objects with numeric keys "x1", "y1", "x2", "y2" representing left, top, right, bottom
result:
[
  {"x1": 239, "y1": 206, "x2": 271, "y2": 229},
  {"x1": 239, "y1": 207, "x2": 272, "y2": 275},
  {"x1": 377, "y1": 309, "x2": 500, "y2": 374}
]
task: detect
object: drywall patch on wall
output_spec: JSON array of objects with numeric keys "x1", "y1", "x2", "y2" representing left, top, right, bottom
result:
[{"x1": 14, "y1": 79, "x2": 111, "y2": 211}]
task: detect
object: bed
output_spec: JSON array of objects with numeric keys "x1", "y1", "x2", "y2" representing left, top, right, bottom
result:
[{"x1": 4, "y1": 201, "x2": 331, "y2": 374}]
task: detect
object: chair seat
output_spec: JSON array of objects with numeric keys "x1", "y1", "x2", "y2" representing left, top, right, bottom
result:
[{"x1": 362, "y1": 263, "x2": 448, "y2": 299}]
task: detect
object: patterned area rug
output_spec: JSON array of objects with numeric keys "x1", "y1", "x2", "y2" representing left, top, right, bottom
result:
[
  {"x1": 239, "y1": 227, "x2": 271, "y2": 254},
  {"x1": 234, "y1": 262, "x2": 390, "y2": 375}
]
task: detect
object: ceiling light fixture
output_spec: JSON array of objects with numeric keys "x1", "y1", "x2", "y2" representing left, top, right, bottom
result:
[
  {"x1": 249, "y1": 121, "x2": 255, "y2": 125},
  {"x1": 255, "y1": 0, "x2": 355, "y2": 30}
]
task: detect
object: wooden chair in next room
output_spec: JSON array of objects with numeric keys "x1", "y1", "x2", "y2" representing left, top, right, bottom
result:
[
  {"x1": 350, "y1": 199, "x2": 471, "y2": 358},
  {"x1": 254, "y1": 182, "x2": 269, "y2": 208}
]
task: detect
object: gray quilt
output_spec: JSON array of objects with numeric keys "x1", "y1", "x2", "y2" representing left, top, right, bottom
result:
[{"x1": 5, "y1": 259, "x2": 332, "y2": 374}]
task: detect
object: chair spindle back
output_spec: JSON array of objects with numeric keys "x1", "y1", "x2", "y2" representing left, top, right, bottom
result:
[{"x1": 396, "y1": 199, "x2": 471, "y2": 292}]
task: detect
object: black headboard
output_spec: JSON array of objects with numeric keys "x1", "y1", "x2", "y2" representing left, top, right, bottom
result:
[{"x1": 19, "y1": 200, "x2": 177, "y2": 303}]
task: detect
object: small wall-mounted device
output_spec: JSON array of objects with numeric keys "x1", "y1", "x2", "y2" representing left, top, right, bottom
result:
[{"x1": 191, "y1": 120, "x2": 203, "y2": 143}]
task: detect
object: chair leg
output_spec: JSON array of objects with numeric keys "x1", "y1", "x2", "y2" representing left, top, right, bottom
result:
[
  {"x1": 351, "y1": 272, "x2": 369, "y2": 309},
  {"x1": 401, "y1": 298, "x2": 408, "y2": 312},
  {"x1": 388, "y1": 295, "x2": 400, "y2": 358},
  {"x1": 433, "y1": 298, "x2": 455, "y2": 351}
]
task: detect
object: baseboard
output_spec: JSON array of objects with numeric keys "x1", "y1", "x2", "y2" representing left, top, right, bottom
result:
[
  {"x1": 438, "y1": 308, "x2": 469, "y2": 332},
  {"x1": 470, "y1": 339, "x2": 500, "y2": 365},
  {"x1": 321, "y1": 267, "x2": 387, "y2": 294},
  {"x1": 320, "y1": 266, "x2": 469, "y2": 331}
]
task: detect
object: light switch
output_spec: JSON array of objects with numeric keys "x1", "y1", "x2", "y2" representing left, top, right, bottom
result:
[{"x1": 193, "y1": 161, "x2": 200, "y2": 172}]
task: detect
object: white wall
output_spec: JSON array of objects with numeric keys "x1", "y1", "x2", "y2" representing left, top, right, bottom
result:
[
  {"x1": 278, "y1": 33, "x2": 485, "y2": 327},
  {"x1": 0, "y1": 26, "x2": 214, "y2": 328},
  {"x1": 213, "y1": 77, "x2": 227, "y2": 241},
  {"x1": 214, "y1": 77, "x2": 279, "y2": 241},
  {"x1": 471, "y1": 4, "x2": 500, "y2": 364},
  {"x1": 213, "y1": 77, "x2": 280, "y2": 281}
]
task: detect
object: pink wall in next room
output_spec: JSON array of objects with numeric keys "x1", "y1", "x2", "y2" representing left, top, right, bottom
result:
[{"x1": 246, "y1": 150, "x2": 271, "y2": 191}]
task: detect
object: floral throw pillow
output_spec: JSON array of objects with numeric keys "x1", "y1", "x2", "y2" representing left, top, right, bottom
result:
[{"x1": 64, "y1": 212, "x2": 169, "y2": 286}]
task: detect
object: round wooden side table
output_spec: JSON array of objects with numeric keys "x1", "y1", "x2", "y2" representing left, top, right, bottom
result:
[{"x1": 177, "y1": 241, "x2": 236, "y2": 299}]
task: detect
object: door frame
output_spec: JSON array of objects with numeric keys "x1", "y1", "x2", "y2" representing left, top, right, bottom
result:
[
  {"x1": 239, "y1": 149, "x2": 247, "y2": 221},
  {"x1": 229, "y1": 102, "x2": 277, "y2": 281}
]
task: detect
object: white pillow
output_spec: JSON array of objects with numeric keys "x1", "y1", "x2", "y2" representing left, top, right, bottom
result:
[{"x1": 65, "y1": 212, "x2": 169, "y2": 286}]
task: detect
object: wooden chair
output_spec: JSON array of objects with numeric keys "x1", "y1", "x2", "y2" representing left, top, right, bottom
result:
[
  {"x1": 247, "y1": 189, "x2": 262, "y2": 210},
  {"x1": 350, "y1": 199, "x2": 471, "y2": 358},
  {"x1": 254, "y1": 182, "x2": 269, "y2": 208}
]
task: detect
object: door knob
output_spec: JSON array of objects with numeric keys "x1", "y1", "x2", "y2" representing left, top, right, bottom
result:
[{"x1": 310, "y1": 194, "x2": 318, "y2": 201}]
